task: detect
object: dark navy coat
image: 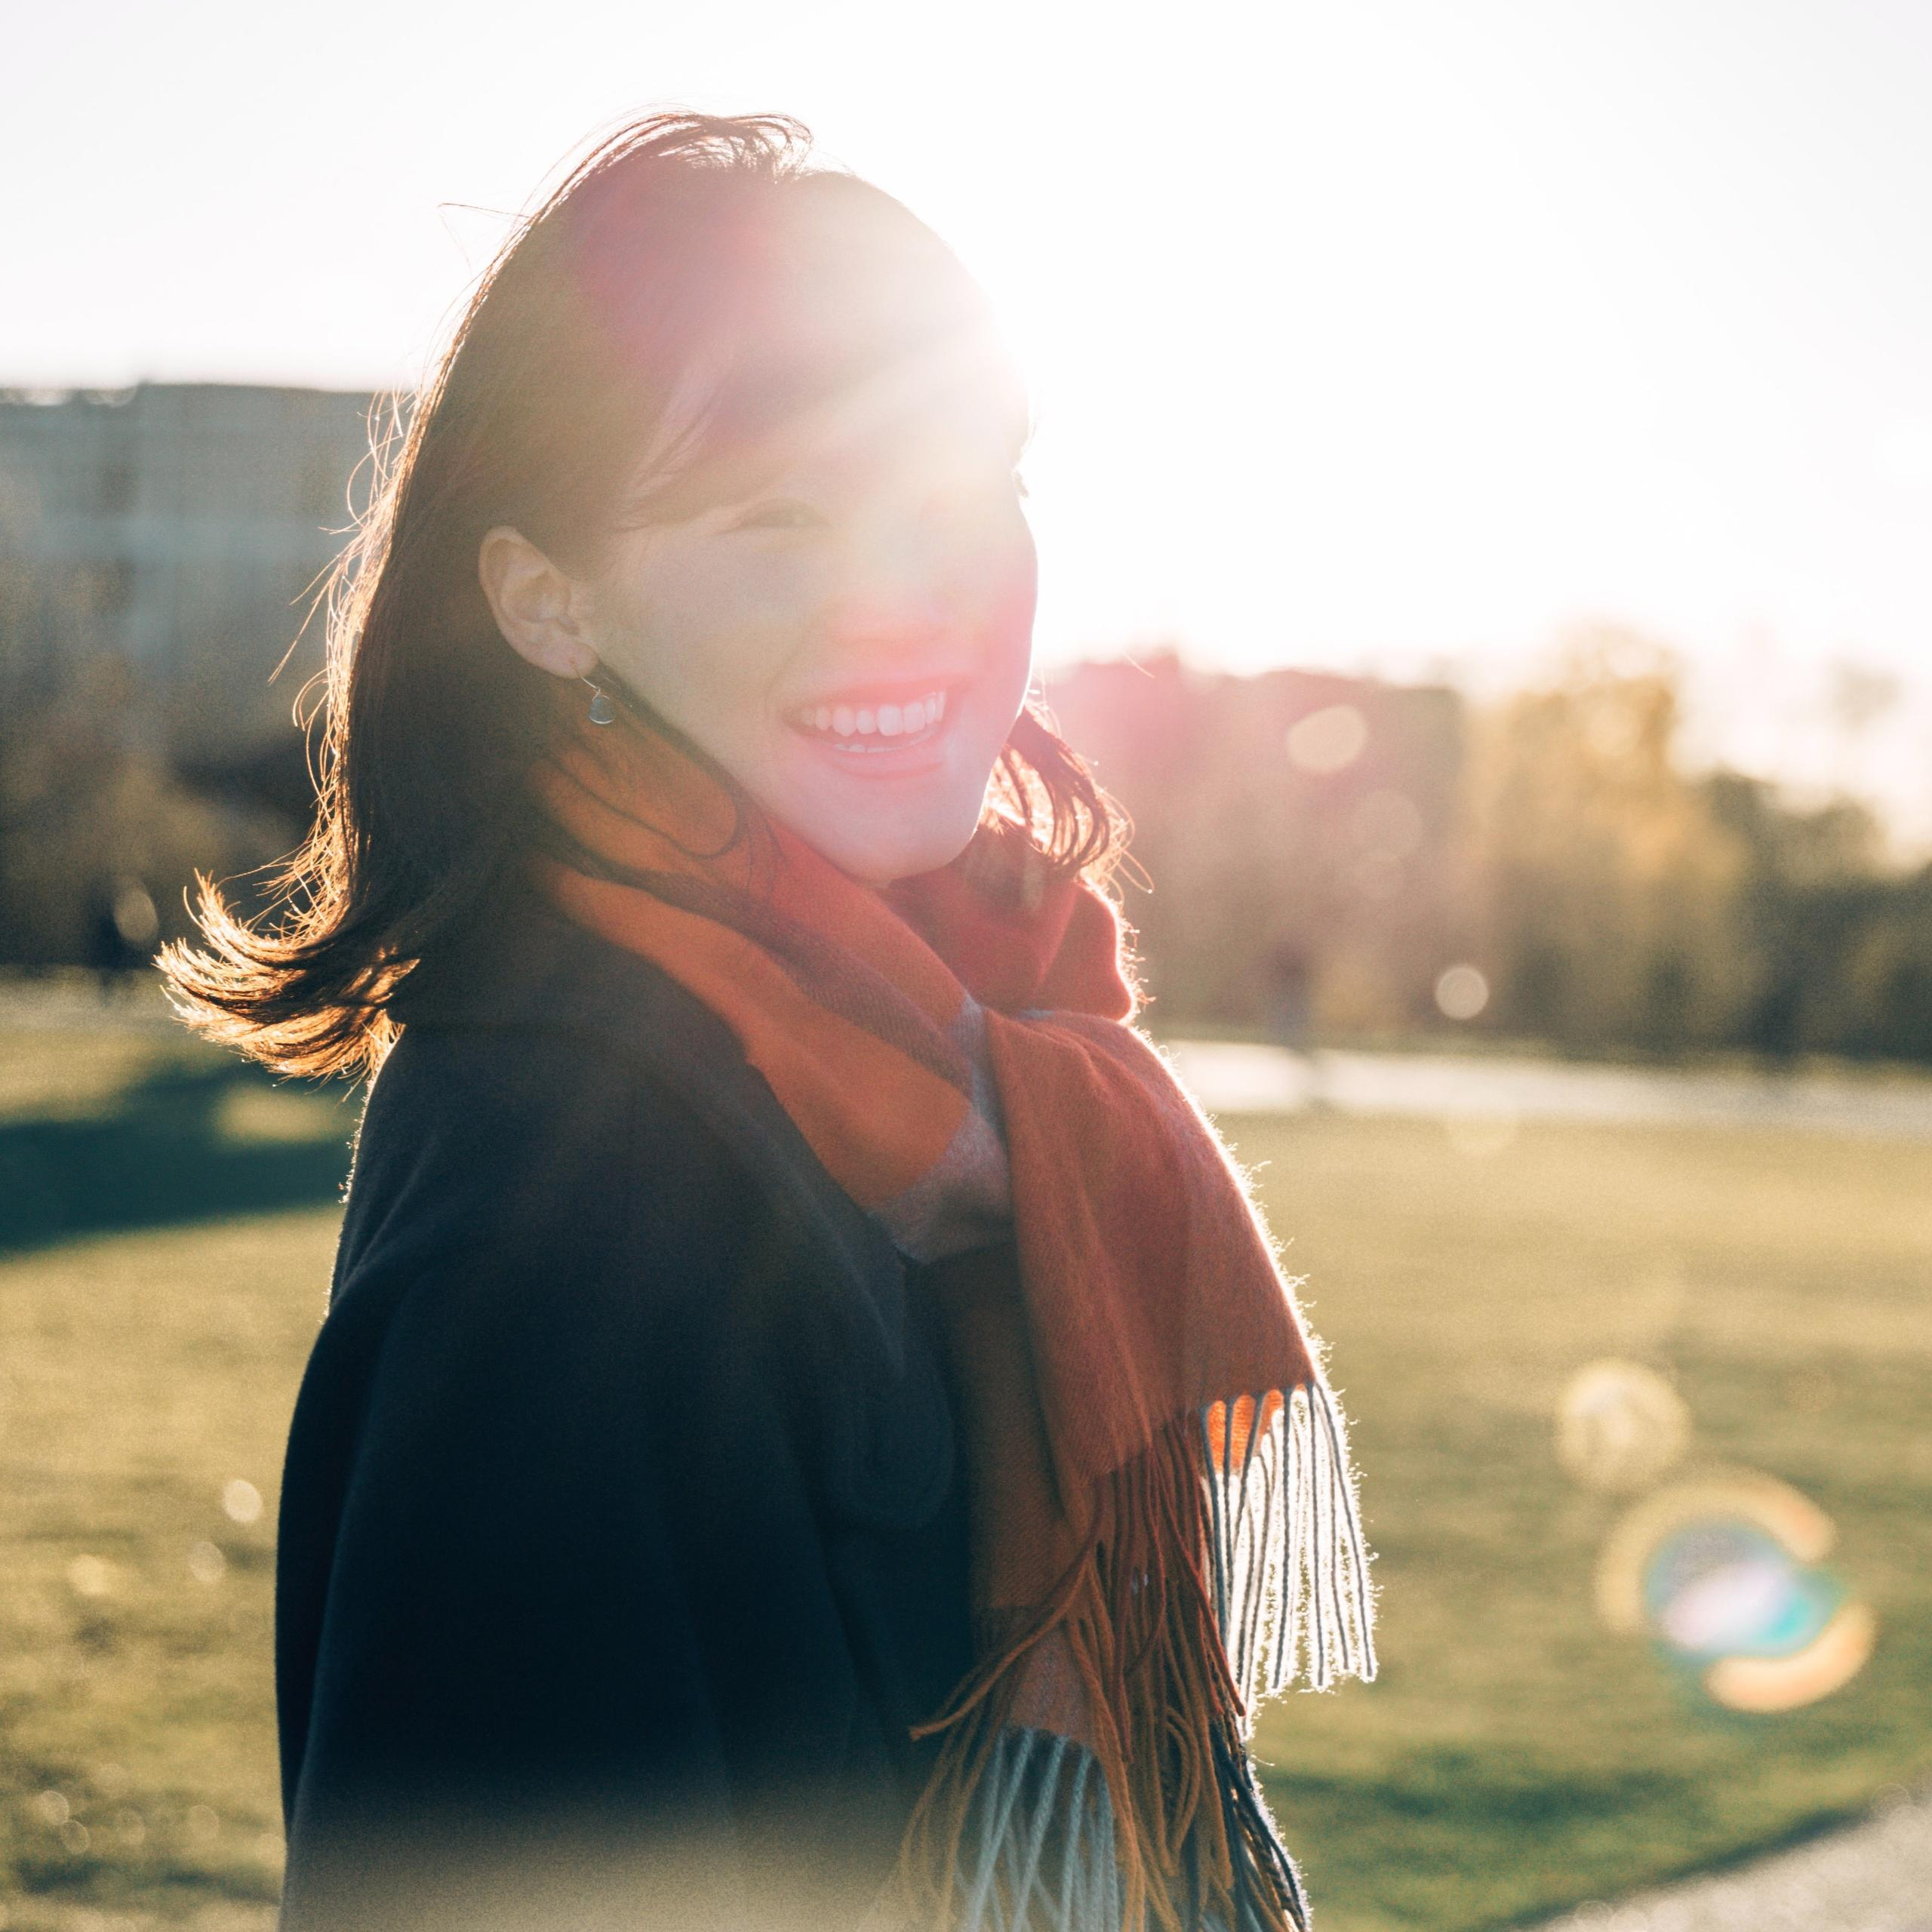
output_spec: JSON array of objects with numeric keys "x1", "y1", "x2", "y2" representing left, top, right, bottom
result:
[{"x1": 273, "y1": 896, "x2": 977, "y2": 1930}]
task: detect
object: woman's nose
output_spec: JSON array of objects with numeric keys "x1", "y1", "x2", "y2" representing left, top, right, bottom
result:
[{"x1": 820, "y1": 518, "x2": 964, "y2": 648}]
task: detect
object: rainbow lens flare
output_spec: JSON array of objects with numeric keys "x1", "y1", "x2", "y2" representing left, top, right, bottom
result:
[{"x1": 1595, "y1": 1472, "x2": 1876, "y2": 1712}]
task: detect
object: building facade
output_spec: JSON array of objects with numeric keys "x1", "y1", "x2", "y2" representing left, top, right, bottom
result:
[
  {"x1": 0, "y1": 383, "x2": 382, "y2": 758},
  {"x1": 1044, "y1": 653, "x2": 1467, "y2": 1030}
]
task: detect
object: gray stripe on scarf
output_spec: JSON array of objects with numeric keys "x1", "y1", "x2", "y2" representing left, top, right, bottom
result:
[{"x1": 876, "y1": 995, "x2": 1014, "y2": 1263}]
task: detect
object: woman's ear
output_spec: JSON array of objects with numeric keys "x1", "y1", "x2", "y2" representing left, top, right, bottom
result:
[{"x1": 478, "y1": 526, "x2": 598, "y2": 679}]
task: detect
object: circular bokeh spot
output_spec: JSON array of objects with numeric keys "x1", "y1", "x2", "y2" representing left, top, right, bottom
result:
[{"x1": 1556, "y1": 1359, "x2": 1690, "y2": 1494}]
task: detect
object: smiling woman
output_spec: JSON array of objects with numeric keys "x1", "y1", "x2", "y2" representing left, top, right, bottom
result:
[
  {"x1": 159, "y1": 111, "x2": 1374, "y2": 1932},
  {"x1": 476, "y1": 256, "x2": 1038, "y2": 886},
  {"x1": 164, "y1": 112, "x2": 1081, "y2": 1074}
]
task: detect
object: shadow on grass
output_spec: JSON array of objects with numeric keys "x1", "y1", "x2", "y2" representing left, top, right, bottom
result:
[{"x1": 0, "y1": 1061, "x2": 352, "y2": 1257}]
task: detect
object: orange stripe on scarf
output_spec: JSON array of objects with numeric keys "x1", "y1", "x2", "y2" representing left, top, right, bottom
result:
[
  {"x1": 531, "y1": 717, "x2": 1376, "y2": 1932},
  {"x1": 546, "y1": 864, "x2": 965, "y2": 1208}
]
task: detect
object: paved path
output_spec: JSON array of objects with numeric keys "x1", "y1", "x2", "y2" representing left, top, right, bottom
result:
[
  {"x1": 1525, "y1": 1781, "x2": 1932, "y2": 1932},
  {"x1": 8, "y1": 981, "x2": 1932, "y2": 1145},
  {"x1": 1164, "y1": 1040, "x2": 1932, "y2": 1142}
]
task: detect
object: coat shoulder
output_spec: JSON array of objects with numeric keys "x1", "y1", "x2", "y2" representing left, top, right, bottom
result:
[
  {"x1": 338, "y1": 897, "x2": 896, "y2": 1329},
  {"x1": 323, "y1": 896, "x2": 935, "y2": 1503}
]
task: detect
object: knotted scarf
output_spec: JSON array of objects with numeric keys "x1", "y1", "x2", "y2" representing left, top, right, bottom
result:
[{"x1": 528, "y1": 712, "x2": 1376, "y2": 1932}]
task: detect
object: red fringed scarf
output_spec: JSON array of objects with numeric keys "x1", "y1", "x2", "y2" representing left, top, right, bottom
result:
[{"x1": 530, "y1": 717, "x2": 1376, "y2": 1932}]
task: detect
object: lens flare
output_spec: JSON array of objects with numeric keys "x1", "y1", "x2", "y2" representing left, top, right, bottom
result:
[
  {"x1": 1433, "y1": 964, "x2": 1490, "y2": 1021},
  {"x1": 1284, "y1": 703, "x2": 1368, "y2": 774},
  {"x1": 1555, "y1": 1359, "x2": 1690, "y2": 1494},
  {"x1": 1595, "y1": 1470, "x2": 1875, "y2": 1711}
]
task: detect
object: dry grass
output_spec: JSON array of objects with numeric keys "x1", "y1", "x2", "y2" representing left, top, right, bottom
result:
[
  {"x1": 0, "y1": 1208, "x2": 337, "y2": 1931},
  {"x1": 1238, "y1": 1109, "x2": 1932, "y2": 1930}
]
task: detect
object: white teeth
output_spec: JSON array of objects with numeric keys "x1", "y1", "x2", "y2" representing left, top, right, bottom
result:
[{"x1": 794, "y1": 689, "x2": 952, "y2": 742}]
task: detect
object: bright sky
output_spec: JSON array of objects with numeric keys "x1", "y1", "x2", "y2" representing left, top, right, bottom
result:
[{"x1": 7, "y1": 0, "x2": 1930, "y2": 840}]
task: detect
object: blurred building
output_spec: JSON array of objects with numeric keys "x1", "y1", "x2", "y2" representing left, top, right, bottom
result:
[
  {"x1": 0, "y1": 383, "x2": 379, "y2": 763},
  {"x1": 1044, "y1": 654, "x2": 1468, "y2": 1032}
]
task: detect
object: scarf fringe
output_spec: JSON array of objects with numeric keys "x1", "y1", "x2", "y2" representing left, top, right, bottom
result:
[
  {"x1": 1204, "y1": 1380, "x2": 1378, "y2": 1718},
  {"x1": 881, "y1": 1379, "x2": 1374, "y2": 1932}
]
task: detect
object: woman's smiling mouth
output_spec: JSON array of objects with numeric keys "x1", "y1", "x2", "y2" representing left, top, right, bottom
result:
[{"x1": 788, "y1": 686, "x2": 952, "y2": 758}]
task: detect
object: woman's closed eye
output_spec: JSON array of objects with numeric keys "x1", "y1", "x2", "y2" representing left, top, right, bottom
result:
[
  {"x1": 731, "y1": 499, "x2": 824, "y2": 533},
  {"x1": 729, "y1": 478, "x2": 1025, "y2": 536}
]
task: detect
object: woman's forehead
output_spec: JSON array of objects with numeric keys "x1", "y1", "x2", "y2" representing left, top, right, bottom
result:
[
  {"x1": 760, "y1": 345, "x2": 1025, "y2": 476},
  {"x1": 593, "y1": 176, "x2": 1028, "y2": 516},
  {"x1": 631, "y1": 321, "x2": 1026, "y2": 518}
]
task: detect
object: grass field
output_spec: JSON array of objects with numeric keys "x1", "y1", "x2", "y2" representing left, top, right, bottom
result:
[{"x1": 1, "y1": 1011, "x2": 1927, "y2": 1930}]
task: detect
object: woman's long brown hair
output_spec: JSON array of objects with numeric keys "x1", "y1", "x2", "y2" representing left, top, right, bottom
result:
[{"x1": 162, "y1": 110, "x2": 1127, "y2": 1082}]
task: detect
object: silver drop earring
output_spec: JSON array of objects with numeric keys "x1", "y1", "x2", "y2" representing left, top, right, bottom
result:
[{"x1": 581, "y1": 675, "x2": 616, "y2": 726}]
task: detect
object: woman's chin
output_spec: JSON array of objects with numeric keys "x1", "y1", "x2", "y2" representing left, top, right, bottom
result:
[
  {"x1": 753, "y1": 717, "x2": 1002, "y2": 886},
  {"x1": 791, "y1": 803, "x2": 983, "y2": 888}
]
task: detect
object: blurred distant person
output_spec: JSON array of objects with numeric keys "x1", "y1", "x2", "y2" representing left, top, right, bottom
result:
[
  {"x1": 162, "y1": 113, "x2": 1374, "y2": 1932},
  {"x1": 85, "y1": 875, "x2": 158, "y2": 996},
  {"x1": 1265, "y1": 934, "x2": 1329, "y2": 1112},
  {"x1": 1265, "y1": 935, "x2": 1314, "y2": 1057}
]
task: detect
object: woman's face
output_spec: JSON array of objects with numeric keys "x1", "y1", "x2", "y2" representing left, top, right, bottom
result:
[{"x1": 577, "y1": 398, "x2": 1036, "y2": 888}]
